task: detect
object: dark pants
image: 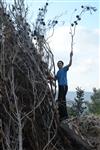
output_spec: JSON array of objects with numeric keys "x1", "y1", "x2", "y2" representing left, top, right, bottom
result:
[{"x1": 58, "y1": 85, "x2": 68, "y2": 120}]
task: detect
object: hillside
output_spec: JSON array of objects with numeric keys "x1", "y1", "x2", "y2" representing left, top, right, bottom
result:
[{"x1": 67, "y1": 91, "x2": 92, "y2": 102}]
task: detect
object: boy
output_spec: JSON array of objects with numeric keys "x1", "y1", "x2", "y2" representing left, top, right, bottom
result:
[{"x1": 55, "y1": 51, "x2": 73, "y2": 121}]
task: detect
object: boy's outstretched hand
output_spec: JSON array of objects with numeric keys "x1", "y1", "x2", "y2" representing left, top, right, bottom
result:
[{"x1": 47, "y1": 72, "x2": 55, "y2": 80}]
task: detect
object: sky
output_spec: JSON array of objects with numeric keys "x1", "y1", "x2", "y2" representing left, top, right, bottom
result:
[{"x1": 6, "y1": 0, "x2": 100, "y2": 92}]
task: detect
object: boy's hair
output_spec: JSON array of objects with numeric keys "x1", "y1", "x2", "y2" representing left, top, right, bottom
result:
[{"x1": 57, "y1": 60, "x2": 64, "y2": 65}]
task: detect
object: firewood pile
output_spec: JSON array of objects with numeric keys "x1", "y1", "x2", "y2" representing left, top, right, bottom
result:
[
  {"x1": 64, "y1": 115, "x2": 100, "y2": 150},
  {"x1": 78, "y1": 115, "x2": 100, "y2": 150},
  {"x1": 0, "y1": 0, "x2": 98, "y2": 150},
  {"x1": 0, "y1": 0, "x2": 58, "y2": 149}
]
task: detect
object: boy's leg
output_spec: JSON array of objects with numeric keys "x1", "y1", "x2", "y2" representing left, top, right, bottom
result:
[
  {"x1": 58, "y1": 86, "x2": 68, "y2": 121},
  {"x1": 63, "y1": 85, "x2": 68, "y2": 118}
]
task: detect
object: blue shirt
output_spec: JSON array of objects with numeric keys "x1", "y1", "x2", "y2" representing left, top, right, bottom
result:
[{"x1": 55, "y1": 66, "x2": 69, "y2": 86}]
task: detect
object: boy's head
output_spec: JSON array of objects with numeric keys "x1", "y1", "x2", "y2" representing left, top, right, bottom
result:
[{"x1": 57, "y1": 60, "x2": 64, "y2": 69}]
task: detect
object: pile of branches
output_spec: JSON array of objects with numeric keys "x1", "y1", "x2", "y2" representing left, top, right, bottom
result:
[
  {"x1": 0, "y1": 0, "x2": 60, "y2": 150},
  {"x1": 59, "y1": 115, "x2": 100, "y2": 150},
  {"x1": 78, "y1": 115, "x2": 100, "y2": 150}
]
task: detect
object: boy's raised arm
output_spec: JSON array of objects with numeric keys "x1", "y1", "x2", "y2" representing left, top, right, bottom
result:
[{"x1": 67, "y1": 51, "x2": 73, "y2": 68}]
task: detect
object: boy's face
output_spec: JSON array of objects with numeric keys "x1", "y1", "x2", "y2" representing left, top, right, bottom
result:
[{"x1": 57, "y1": 61, "x2": 63, "y2": 69}]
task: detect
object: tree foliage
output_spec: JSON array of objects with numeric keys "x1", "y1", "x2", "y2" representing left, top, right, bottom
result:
[
  {"x1": 69, "y1": 87, "x2": 86, "y2": 117},
  {"x1": 88, "y1": 88, "x2": 100, "y2": 115}
]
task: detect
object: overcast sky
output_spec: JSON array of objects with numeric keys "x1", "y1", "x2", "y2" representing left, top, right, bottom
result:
[{"x1": 6, "y1": 0, "x2": 100, "y2": 91}]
